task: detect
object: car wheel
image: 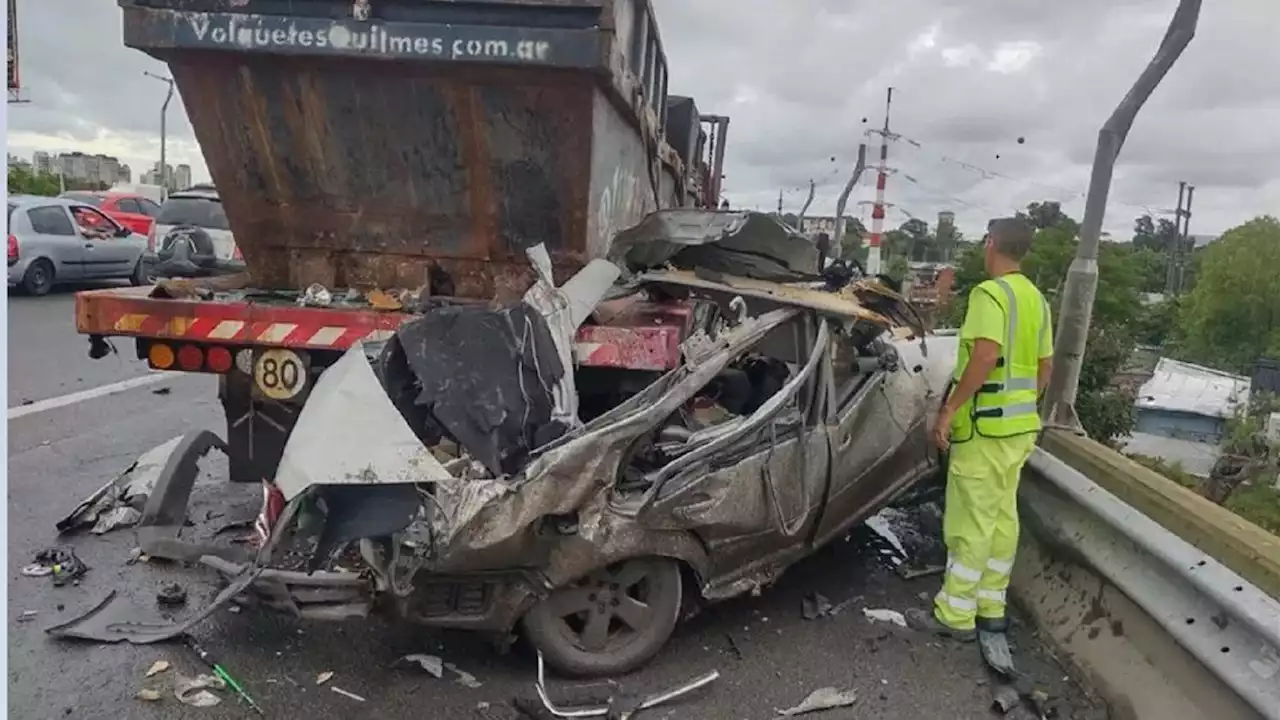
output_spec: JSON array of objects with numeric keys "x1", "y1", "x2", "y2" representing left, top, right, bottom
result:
[
  {"x1": 129, "y1": 258, "x2": 153, "y2": 286},
  {"x1": 522, "y1": 556, "x2": 683, "y2": 678},
  {"x1": 22, "y1": 259, "x2": 54, "y2": 296}
]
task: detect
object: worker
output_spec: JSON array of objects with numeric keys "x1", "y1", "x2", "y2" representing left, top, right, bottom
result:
[{"x1": 905, "y1": 217, "x2": 1053, "y2": 674}]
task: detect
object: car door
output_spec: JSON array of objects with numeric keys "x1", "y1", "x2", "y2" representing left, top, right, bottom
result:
[
  {"x1": 812, "y1": 331, "x2": 935, "y2": 546},
  {"x1": 70, "y1": 205, "x2": 138, "y2": 278},
  {"x1": 25, "y1": 205, "x2": 86, "y2": 280},
  {"x1": 110, "y1": 198, "x2": 152, "y2": 235},
  {"x1": 635, "y1": 316, "x2": 833, "y2": 593},
  {"x1": 136, "y1": 198, "x2": 160, "y2": 235}
]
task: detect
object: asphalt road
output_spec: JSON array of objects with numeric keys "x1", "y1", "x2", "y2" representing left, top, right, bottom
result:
[{"x1": 8, "y1": 287, "x2": 1104, "y2": 720}]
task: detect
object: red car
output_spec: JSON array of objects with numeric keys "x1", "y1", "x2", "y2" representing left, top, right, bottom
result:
[{"x1": 58, "y1": 191, "x2": 161, "y2": 236}]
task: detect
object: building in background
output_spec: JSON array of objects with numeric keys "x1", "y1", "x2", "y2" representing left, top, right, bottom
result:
[
  {"x1": 1123, "y1": 358, "x2": 1252, "y2": 478},
  {"x1": 7, "y1": 152, "x2": 30, "y2": 170},
  {"x1": 174, "y1": 163, "x2": 192, "y2": 190},
  {"x1": 49, "y1": 151, "x2": 122, "y2": 186},
  {"x1": 117, "y1": 165, "x2": 132, "y2": 184},
  {"x1": 32, "y1": 150, "x2": 52, "y2": 174}
]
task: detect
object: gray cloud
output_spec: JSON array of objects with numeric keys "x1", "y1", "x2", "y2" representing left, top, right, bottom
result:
[{"x1": 8, "y1": 0, "x2": 1277, "y2": 240}]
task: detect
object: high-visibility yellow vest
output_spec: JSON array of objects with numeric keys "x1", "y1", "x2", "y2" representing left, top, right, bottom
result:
[{"x1": 950, "y1": 273, "x2": 1050, "y2": 442}]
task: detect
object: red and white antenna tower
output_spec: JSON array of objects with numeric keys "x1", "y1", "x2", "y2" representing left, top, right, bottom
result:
[{"x1": 866, "y1": 88, "x2": 893, "y2": 275}]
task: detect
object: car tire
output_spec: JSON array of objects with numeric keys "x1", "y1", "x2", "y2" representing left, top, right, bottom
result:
[
  {"x1": 129, "y1": 258, "x2": 152, "y2": 287},
  {"x1": 522, "y1": 556, "x2": 683, "y2": 678},
  {"x1": 22, "y1": 259, "x2": 54, "y2": 296}
]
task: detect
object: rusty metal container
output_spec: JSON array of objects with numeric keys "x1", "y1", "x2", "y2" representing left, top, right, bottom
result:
[{"x1": 120, "y1": 0, "x2": 691, "y2": 297}]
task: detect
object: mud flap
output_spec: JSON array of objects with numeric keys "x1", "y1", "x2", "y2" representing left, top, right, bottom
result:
[
  {"x1": 135, "y1": 430, "x2": 249, "y2": 563},
  {"x1": 45, "y1": 566, "x2": 263, "y2": 645}
]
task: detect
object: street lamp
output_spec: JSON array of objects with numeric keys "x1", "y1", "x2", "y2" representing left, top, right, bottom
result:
[{"x1": 143, "y1": 70, "x2": 175, "y2": 199}]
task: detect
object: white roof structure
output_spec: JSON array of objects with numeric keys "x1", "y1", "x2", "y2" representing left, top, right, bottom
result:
[{"x1": 1135, "y1": 358, "x2": 1251, "y2": 419}]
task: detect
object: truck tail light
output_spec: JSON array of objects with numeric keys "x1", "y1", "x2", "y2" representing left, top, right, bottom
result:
[
  {"x1": 148, "y1": 343, "x2": 176, "y2": 369},
  {"x1": 7, "y1": 235, "x2": 17, "y2": 263},
  {"x1": 176, "y1": 344, "x2": 204, "y2": 371},
  {"x1": 232, "y1": 245, "x2": 243, "y2": 261},
  {"x1": 206, "y1": 346, "x2": 233, "y2": 373}
]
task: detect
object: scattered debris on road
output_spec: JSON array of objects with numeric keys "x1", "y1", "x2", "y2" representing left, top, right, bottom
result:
[
  {"x1": 776, "y1": 686, "x2": 858, "y2": 716},
  {"x1": 174, "y1": 672, "x2": 225, "y2": 708},
  {"x1": 992, "y1": 684, "x2": 1021, "y2": 714},
  {"x1": 56, "y1": 435, "x2": 183, "y2": 536},
  {"x1": 315, "y1": 671, "x2": 334, "y2": 685},
  {"x1": 17, "y1": 610, "x2": 38, "y2": 623},
  {"x1": 861, "y1": 607, "x2": 908, "y2": 627},
  {"x1": 330, "y1": 686, "x2": 366, "y2": 702},
  {"x1": 22, "y1": 546, "x2": 88, "y2": 586},
  {"x1": 532, "y1": 651, "x2": 719, "y2": 718},
  {"x1": 145, "y1": 660, "x2": 171, "y2": 678},
  {"x1": 400, "y1": 653, "x2": 445, "y2": 678},
  {"x1": 897, "y1": 564, "x2": 945, "y2": 580},
  {"x1": 156, "y1": 583, "x2": 188, "y2": 607},
  {"x1": 445, "y1": 662, "x2": 484, "y2": 689},
  {"x1": 135, "y1": 688, "x2": 163, "y2": 702},
  {"x1": 152, "y1": 387, "x2": 172, "y2": 396},
  {"x1": 801, "y1": 592, "x2": 833, "y2": 620}
]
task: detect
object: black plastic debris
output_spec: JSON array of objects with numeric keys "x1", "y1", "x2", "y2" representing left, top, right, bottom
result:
[
  {"x1": 23, "y1": 547, "x2": 88, "y2": 586},
  {"x1": 384, "y1": 302, "x2": 566, "y2": 477},
  {"x1": 157, "y1": 582, "x2": 188, "y2": 607},
  {"x1": 992, "y1": 685, "x2": 1020, "y2": 714}
]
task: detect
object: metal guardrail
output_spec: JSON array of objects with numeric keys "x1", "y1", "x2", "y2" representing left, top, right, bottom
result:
[{"x1": 1027, "y1": 448, "x2": 1280, "y2": 719}]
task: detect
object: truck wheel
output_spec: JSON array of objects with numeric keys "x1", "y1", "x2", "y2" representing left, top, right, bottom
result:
[
  {"x1": 522, "y1": 557, "x2": 682, "y2": 678},
  {"x1": 22, "y1": 259, "x2": 54, "y2": 296},
  {"x1": 220, "y1": 371, "x2": 296, "y2": 484}
]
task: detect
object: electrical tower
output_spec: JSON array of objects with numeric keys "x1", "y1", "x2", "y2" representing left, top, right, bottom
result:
[{"x1": 865, "y1": 88, "x2": 894, "y2": 276}]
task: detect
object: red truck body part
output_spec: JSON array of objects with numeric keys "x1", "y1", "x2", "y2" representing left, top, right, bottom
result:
[{"x1": 78, "y1": 0, "x2": 726, "y2": 483}]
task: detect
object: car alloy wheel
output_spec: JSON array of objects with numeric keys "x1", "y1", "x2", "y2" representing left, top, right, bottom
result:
[{"x1": 522, "y1": 556, "x2": 683, "y2": 677}]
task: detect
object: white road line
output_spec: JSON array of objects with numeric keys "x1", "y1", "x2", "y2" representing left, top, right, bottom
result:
[{"x1": 8, "y1": 372, "x2": 182, "y2": 420}]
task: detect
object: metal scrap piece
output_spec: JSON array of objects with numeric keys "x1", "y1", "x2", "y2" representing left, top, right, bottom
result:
[
  {"x1": 991, "y1": 684, "x2": 1021, "y2": 714},
  {"x1": 533, "y1": 652, "x2": 718, "y2": 718},
  {"x1": 175, "y1": 672, "x2": 225, "y2": 707},
  {"x1": 776, "y1": 687, "x2": 858, "y2": 716}
]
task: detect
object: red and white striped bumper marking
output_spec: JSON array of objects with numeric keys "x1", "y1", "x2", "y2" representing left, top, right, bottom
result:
[{"x1": 110, "y1": 314, "x2": 404, "y2": 349}]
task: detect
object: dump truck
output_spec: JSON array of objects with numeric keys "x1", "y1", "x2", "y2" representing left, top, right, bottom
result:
[{"x1": 77, "y1": 0, "x2": 732, "y2": 486}]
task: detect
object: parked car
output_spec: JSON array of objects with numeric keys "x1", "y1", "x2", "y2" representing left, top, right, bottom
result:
[
  {"x1": 7, "y1": 195, "x2": 148, "y2": 295},
  {"x1": 59, "y1": 190, "x2": 162, "y2": 236},
  {"x1": 147, "y1": 186, "x2": 244, "y2": 278}
]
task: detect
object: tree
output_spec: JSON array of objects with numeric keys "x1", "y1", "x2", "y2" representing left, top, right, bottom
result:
[
  {"x1": 1175, "y1": 216, "x2": 1280, "y2": 372},
  {"x1": 8, "y1": 166, "x2": 61, "y2": 196},
  {"x1": 1133, "y1": 214, "x2": 1158, "y2": 250},
  {"x1": 1025, "y1": 201, "x2": 1077, "y2": 234}
]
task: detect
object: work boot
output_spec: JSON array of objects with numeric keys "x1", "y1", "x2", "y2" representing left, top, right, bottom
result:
[
  {"x1": 979, "y1": 630, "x2": 1017, "y2": 676},
  {"x1": 904, "y1": 608, "x2": 976, "y2": 642}
]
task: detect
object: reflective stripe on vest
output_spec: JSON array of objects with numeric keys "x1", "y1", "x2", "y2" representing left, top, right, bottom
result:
[{"x1": 950, "y1": 275, "x2": 1046, "y2": 442}]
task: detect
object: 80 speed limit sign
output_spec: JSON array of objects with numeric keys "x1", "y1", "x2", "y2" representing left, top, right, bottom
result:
[{"x1": 254, "y1": 348, "x2": 308, "y2": 400}]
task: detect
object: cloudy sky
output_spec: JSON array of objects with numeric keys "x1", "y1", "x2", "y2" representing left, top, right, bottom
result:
[{"x1": 8, "y1": 0, "x2": 1277, "y2": 239}]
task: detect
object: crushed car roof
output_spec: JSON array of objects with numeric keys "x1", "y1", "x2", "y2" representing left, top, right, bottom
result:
[{"x1": 637, "y1": 268, "x2": 926, "y2": 337}]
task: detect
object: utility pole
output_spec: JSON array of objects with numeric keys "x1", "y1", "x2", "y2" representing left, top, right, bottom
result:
[
  {"x1": 144, "y1": 70, "x2": 175, "y2": 199},
  {"x1": 866, "y1": 87, "x2": 893, "y2": 277},
  {"x1": 1165, "y1": 181, "x2": 1186, "y2": 295},
  {"x1": 777, "y1": 189, "x2": 783, "y2": 216},
  {"x1": 797, "y1": 179, "x2": 816, "y2": 230},
  {"x1": 1177, "y1": 185, "x2": 1194, "y2": 295},
  {"x1": 833, "y1": 144, "x2": 869, "y2": 262},
  {"x1": 1042, "y1": 0, "x2": 1201, "y2": 431}
]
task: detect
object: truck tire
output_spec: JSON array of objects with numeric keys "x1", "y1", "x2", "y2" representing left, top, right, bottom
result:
[{"x1": 219, "y1": 370, "x2": 296, "y2": 484}]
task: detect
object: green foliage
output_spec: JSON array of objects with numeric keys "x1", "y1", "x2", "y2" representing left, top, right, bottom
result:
[
  {"x1": 1174, "y1": 216, "x2": 1280, "y2": 373},
  {"x1": 8, "y1": 166, "x2": 61, "y2": 196},
  {"x1": 885, "y1": 255, "x2": 910, "y2": 283}
]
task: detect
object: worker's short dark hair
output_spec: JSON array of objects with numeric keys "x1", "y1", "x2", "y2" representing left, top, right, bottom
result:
[{"x1": 989, "y1": 217, "x2": 1035, "y2": 260}]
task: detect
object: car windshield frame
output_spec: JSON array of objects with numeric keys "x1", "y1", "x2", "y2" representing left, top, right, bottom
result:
[{"x1": 156, "y1": 195, "x2": 230, "y2": 231}]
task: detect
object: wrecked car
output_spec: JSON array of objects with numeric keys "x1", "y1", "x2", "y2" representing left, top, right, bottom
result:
[{"x1": 81, "y1": 234, "x2": 954, "y2": 679}]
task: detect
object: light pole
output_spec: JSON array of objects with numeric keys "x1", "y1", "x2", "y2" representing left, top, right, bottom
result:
[
  {"x1": 143, "y1": 70, "x2": 174, "y2": 198},
  {"x1": 1042, "y1": 0, "x2": 1201, "y2": 431}
]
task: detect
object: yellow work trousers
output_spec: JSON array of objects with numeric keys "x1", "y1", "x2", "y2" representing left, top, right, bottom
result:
[{"x1": 933, "y1": 432, "x2": 1037, "y2": 630}]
